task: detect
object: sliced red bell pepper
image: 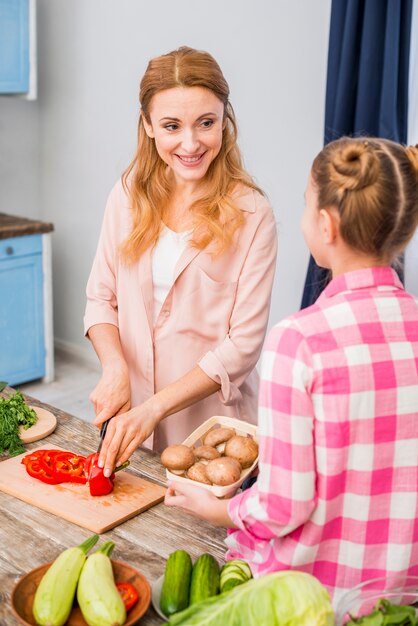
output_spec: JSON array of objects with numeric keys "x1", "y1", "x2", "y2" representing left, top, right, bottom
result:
[
  {"x1": 116, "y1": 582, "x2": 139, "y2": 612},
  {"x1": 21, "y1": 450, "x2": 46, "y2": 466},
  {"x1": 22, "y1": 449, "x2": 127, "y2": 492},
  {"x1": 53, "y1": 453, "x2": 87, "y2": 484},
  {"x1": 25, "y1": 458, "x2": 64, "y2": 485},
  {"x1": 22, "y1": 449, "x2": 88, "y2": 485},
  {"x1": 38, "y1": 449, "x2": 63, "y2": 472},
  {"x1": 52, "y1": 451, "x2": 77, "y2": 464}
]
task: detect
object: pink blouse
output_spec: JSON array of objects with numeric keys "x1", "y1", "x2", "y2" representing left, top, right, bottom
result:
[{"x1": 84, "y1": 180, "x2": 277, "y2": 451}]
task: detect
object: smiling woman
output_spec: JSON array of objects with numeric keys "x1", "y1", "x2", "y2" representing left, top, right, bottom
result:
[{"x1": 83, "y1": 46, "x2": 278, "y2": 474}]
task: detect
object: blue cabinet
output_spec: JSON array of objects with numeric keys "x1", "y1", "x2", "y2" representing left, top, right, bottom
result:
[
  {"x1": 0, "y1": 234, "x2": 46, "y2": 385},
  {"x1": 0, "y1": 0, "x2": 29, "y2": 93}
]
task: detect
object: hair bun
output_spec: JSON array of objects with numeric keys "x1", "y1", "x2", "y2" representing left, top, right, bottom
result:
[
  {"x1": 405, "y1": 144, "x2": 418, "y2": 175},
  {"x1": 330, "y1": 140, "x2": 380, "y2": 191}
]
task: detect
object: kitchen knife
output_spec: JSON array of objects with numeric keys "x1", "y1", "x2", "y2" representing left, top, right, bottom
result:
[
  {"x1": 96, "y1": 418, "x2": 110, "y2": 455},
  {"x1": 87, "y1": 418, "x2": 111, "y2": 482}
]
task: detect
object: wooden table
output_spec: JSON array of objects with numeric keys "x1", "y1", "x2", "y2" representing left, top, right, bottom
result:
[{"x1": 0, "y1": 389, "x2": 227, "y2": 625}]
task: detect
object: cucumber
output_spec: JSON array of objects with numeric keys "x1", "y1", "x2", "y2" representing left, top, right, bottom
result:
[
  {"x1": 33, "y1": 534, "x2": 99, "y2": 626},
  {"x1": 221, "y1": 576, "x2": 247, "y2": 592},
  {"x1": 189, "y1": 553, "x2": 220, "y2": 605},
  {"x1": 160, "y1": 550, "x2": 193, "y2": 617},
  {"x1": 220, "y1": 566, "x2": 247, "y2": 580},
  {"x1": 221, "y1": 559, "x2": 252, "y2": 580},
  {"x1": 77, "y1": 541, "x2": 126, "y2": 626},
  {"x1": 220, "y1": 570, "x2": 247, "y2": 584},
  {"x1": 220, "y1": 559, "x2": 252, "y2": 593}
]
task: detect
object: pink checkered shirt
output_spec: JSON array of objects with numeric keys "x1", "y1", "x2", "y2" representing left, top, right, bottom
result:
[{"x1": 226, "y1": 267, "x2": 418, "y2": 605}]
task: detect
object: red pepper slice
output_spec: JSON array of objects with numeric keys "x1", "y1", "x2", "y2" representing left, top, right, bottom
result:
[
  {"x1": 36, "y1": 450, "x2": 61, "y2": 474},
  {"x1": 55, "y1": 461, "x2": 85, "y2": 477},
  {"x1": 21, "y1": 450, "x2": 46, "y2": 466},
  {"x1": 116, "y1": 582, "x2": 139, "y2": 612},
  {"x1": 53, "y1": 451, "x2": 76, "y2": 464},
  {"x1": 54, "y1": 453, "x2": 87, "y2": 484},
  {"x1": 54, "y1": 452, "x2": 86, "y2": 472},
  {"x1": 25, "y1": 458, "x2": 63, "y2": 485}
]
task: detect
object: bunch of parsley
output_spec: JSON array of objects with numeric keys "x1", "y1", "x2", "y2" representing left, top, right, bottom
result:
[{"x1": 0, "y1": 383, "x2": 38, "y2": 456}]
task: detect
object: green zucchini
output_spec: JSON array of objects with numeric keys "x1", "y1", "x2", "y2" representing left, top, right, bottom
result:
[
  {"x1": 76, "y1": 541, "x2": 126, "y2": 626},
  {"x1": 160, "y1": 549, "x2": 193, "y2": 617},
  {"x1": 33, "y1": 534, "x2": 99, "y2": 626},
  {"x1": 189, "y1": 553, "x2": 220, "y2": 605}
]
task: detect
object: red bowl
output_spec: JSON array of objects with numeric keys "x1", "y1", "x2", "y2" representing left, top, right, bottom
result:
[{"x1": 11, "y1": 559, "x2": 151, "y2": 626}]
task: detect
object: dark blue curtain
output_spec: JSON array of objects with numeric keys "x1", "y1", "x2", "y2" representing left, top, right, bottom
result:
[{"x1": 301, "y1": 0, "x2": 413, "y2": 309}]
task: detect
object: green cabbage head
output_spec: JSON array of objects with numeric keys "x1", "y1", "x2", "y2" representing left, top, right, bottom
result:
[{"x1": 168, "y1": 569, "x2": 335, "y2": 626}]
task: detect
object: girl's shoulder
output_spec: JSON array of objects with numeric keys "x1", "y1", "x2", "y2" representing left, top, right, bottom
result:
[{"x1": 267, "y1": 301, "x2": 325, "y2": 348}]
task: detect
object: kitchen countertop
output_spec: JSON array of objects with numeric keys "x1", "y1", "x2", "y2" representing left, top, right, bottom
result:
[
  {"x1": 0, "y1": 387, "x2": 227, "y2": 625},
  {"x1": 0, "y1": 213, "x2": 54, "y2": 240}
]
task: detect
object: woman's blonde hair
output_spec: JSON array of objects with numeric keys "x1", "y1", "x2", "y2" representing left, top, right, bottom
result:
[
  {"x1": 311, "y1": 137, "x2": 418, "y2": 262},
  {"x1": 121, "y1": 46, "x2": 263, "y2": 262}
]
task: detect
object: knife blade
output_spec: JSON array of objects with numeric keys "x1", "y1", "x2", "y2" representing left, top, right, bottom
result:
[
  {"x1": 88, "y1": 418, "x2": 111, "y2": 482},
  {"x1": 96, "y1": 418, "x2": 110, "y2": 455}
]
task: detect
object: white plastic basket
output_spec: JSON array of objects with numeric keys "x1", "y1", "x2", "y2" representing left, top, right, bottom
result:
[{"x1": 165, "y1": 415, "x2": 258, "y2": 498}]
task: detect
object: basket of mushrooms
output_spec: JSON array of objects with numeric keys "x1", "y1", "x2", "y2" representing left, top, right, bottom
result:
[{"x1": 160, "y1": 415, "x2": 259, "y2": 498}]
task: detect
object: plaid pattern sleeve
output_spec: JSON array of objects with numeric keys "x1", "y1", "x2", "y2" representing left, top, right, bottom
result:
[
  {"x1": 226, "y1": 267, "x2": 418, "y2": 605},
  {"x1": 228, "y1": 319, "x2": 317, "y2": 541}
]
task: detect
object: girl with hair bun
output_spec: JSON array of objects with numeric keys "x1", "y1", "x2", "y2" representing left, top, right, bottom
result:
[
  {"x1": 166, "y1": 137, "x2": 418, "y2": 605},
  {"x1": 84, "y1": 47, "x2": 277, "y2": 469}
]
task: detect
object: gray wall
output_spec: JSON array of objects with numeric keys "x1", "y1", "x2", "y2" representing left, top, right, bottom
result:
[
  {"x1": 0, "y1": 0, "x2": 332, "y2": 361},
  {"x1": 0, "y1": 97, "x2": 39, "y2": 219}
]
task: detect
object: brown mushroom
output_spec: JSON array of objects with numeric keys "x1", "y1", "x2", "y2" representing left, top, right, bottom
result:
[
  {"x1": 193, "y1": 445, "x2": 221, "y2": 464},
  {"x1": 224, "y1": 435, "x2": 259, "y2": 469},
  {"x1": 205, "y1": 457, "x2": 242, "y2": 486},
  {"x1": 203, "y1": 427, "x2": 236, "y2": 453},
  {"x1": 160, "y1": 444, "x2": 195, "y2": 475},
  {"x1": 187, "y1": 462, "x2": 212, "y2": 485}
]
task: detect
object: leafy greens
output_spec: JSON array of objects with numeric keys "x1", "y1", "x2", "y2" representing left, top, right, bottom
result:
[
  {"x1": 0, "y1": 389, "x2": 38, "y2": 456},
  {"x1": 347, "y1": 598, "x2": 418, "y2": 625}
]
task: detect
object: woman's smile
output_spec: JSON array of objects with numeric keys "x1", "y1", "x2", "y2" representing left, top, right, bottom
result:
[{"x1": 175, "y1": 152, "x2": 207, "y2": 167}]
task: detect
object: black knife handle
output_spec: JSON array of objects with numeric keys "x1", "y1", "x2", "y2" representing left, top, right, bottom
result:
[{"x1": 99, "y1": 418, "x2": 110, "y2": 439}]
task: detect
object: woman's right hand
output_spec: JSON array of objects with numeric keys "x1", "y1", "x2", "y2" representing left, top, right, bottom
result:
[
  {"x1": 98, "y1": 402, "x2": 160, "y2": 475},
  {"x1": 90, "y1": 360, "x2": 131, "y2": 426}
]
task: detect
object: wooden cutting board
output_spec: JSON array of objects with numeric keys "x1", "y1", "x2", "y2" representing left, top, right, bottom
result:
[
  {"x1": 19, "y1": 406, "x2": 57, "y2": 443},
  {"x1": 0, "y1": 446, "x2": 166, "y2": 534}
]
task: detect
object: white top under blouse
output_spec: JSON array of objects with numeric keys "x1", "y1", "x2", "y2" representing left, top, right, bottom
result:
[{"x1": 151, "y1": 226, "x2": 191, "y2": 323}]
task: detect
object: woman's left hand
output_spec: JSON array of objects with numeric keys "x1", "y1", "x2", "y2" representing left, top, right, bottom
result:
[
  {"x1": 98, "y1": 404, "x2": 159, "y2": 475},
  {"x1": 164, "y1": 480, "x2": 235, "y2": 527}
]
